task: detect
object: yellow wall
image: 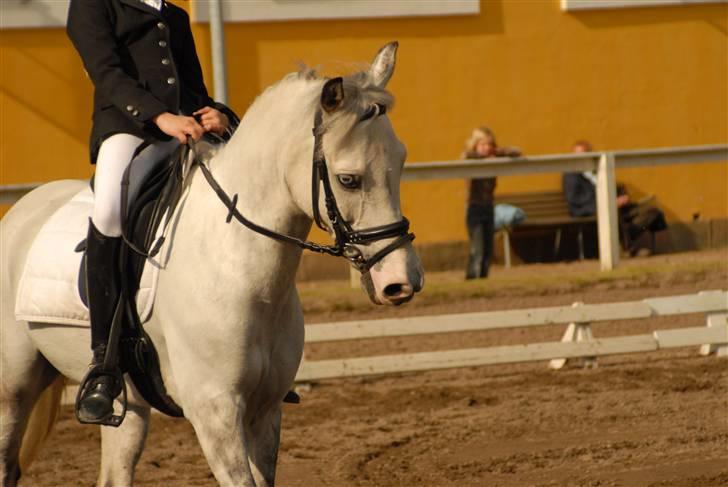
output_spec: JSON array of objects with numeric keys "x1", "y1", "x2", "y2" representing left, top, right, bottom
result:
[{"x1": 1, "y1": 0, "x2": 726, "y2": 243}]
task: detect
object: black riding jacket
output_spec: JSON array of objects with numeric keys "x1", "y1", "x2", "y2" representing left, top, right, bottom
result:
[{"x1": 66, "y1": 0, "x2": 237, "y2": 163}]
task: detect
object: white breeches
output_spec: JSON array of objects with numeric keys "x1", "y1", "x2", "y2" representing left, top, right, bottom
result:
[{"x1": 92, "y1": 133, "x2": 179, "y2": 237}]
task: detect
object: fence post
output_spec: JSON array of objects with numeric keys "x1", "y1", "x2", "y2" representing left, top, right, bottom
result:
[
  {"x1": 503, "y1": 230, "x2": 512, "y2": 268},
  {"x1": 350, "y1": 267, "x2": 359, "y2": 288},
  {"x1": 596, "y1": 152, "x2": 620, "y2": 271}
]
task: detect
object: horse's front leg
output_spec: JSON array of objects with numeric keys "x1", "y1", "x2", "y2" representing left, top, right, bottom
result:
[
  {"x1": 247, "y1": 406, "x2": 282, "y2": 487},
  {"x1": 184, "y1": 392, "x2": 257, "y2": 487},
  {"x1": 98, "y1": 390, "x2": 150, "y2": 487}
]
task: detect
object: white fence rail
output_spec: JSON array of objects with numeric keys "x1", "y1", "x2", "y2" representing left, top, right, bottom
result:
[
  {"x1": 3, "y1": 144, "x2": 727, "y2": 270},
  {"x1": 296, "y1": 290, "x2": 728, "y2": 382}
]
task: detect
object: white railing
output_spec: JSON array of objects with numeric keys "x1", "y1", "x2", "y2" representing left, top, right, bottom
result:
[
  {"x1": 296, "y1": 290, "x2": 728, "y2": 382},
  {"x1": 2, "y1": 144, "x2": 726, "y2": 270}
]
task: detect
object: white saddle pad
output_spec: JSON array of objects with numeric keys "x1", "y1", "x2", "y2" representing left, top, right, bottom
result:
[{"x1": 15, "y1": 187, "x2": 160, "y2": 326}]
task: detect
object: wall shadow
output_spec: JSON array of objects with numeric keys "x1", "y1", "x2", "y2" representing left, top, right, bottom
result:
[
  {"x1": 218, "y1": 0, "x2": 504, "y2": 115},
  {"x1": 224, "y1": 0, "x2": 504, "y2": 42},
  {"x1": 1, "y1": 29, "x2": 91, "y2": 145},
  {"x1": 1, "y1": 0, "x2": 505, "y2": 142},
  {"x1": 566, "y1": 3, "x2": 727, "y2": 35}
]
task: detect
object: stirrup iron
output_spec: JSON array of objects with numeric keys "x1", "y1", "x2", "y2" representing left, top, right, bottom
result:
[
  {"x1": 75, "y1": 366, "x2": 127, "y2": 427},
  {"x1": 76, "y1": 296, "x2": 128, "y2": 427}
]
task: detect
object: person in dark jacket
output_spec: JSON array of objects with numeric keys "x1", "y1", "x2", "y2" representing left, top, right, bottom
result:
[
  {"x1": 463, "y1": 127, "x2": 522, "y2": 279},
  {"x1": 563, "y1": 140, "x2": 597, "y2": 217},
  {"x1": 66, "y1": 0, "x2": 237, "y2": 424}
]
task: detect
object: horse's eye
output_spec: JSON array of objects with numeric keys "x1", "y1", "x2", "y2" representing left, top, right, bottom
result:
[
  {"x1": 337, "y1": 174, "x2": 361, "y2": 189},
  {"x1": 359, "y1": 103, "x2": 387, "y2": 122},
  {"x1": 360, "y1": 105, "x2": 377, "y2": 121}
]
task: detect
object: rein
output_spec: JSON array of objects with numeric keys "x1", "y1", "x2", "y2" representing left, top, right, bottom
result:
[{"x1": 192, "y1": 108, "x2": 415, "y2": 272}]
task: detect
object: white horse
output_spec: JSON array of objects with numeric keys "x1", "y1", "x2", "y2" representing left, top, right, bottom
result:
[{"x1": 0, "y1": 42, "x2": 423, "y2": 486}]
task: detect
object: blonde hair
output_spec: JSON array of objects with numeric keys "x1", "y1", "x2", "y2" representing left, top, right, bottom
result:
[{"x1": 462, "y1": 126, "x2": 497, "y2": 158}]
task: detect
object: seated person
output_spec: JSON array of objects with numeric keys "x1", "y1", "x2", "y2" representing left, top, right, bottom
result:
[
  {"x1": 562, "y1": 140, "x2": 667, "y2": 256},
  {"x1": 615, "y1": 184, "x2": 667, "y2": 256}
]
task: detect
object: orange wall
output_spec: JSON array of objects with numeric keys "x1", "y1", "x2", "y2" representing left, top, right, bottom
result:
[{"x1": 1, "y1": 0, "x2": 726, "y2": 243}]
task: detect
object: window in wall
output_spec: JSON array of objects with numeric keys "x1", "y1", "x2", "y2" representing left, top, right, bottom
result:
[
  {"x1": 562, "y1": 0, "x2": 726, "y2": 11},
  {"x1": 0, "y1": 0, "x2": 70, "y2": 29},
  {"x1": 191, "y1": 0, "x2": 479, "y2": 23}
]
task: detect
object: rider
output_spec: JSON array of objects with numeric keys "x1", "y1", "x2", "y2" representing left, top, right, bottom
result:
[{"x1": 67, "y1": 0, "x2": 237, "y2": 424}]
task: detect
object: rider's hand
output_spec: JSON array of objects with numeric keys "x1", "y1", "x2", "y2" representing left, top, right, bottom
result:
[
  {"x1": 193, "y1": 106, "x2": 230, "y2": 136},
  {"x1": 152, "y1": 112, "x2": 204, "y2": 144}
]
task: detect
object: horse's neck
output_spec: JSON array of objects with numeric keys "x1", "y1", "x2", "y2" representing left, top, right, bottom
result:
[
  {"x1": 207, "y1": 79, "x2": 320, "y2": 246},
  {"x1": 173, "y1": 87, "x2": 317, "y2": 300},
  {"x1": 213, "y1": 121, "x2": 312, "y2": 238}
]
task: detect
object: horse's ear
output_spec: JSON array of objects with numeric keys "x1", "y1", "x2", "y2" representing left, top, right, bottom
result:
[
  {"x1": 321, "y1": 77, "x2": 345, "y2": 114},
  {"x1": 369, "y1": 41, "x2": 398, "y2": 88}
]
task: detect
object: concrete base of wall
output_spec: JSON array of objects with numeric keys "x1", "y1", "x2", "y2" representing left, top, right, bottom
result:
[
  {"x1": 295, "y1": 218, "x2": 728, "y2": 282},
  {"x1": 657, "y1": 218, "x2": 728, "y2": 253}
]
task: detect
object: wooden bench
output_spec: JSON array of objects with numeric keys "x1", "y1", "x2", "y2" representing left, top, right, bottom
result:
[{"x1": 494, "y1": 191, "x2": 596, "y2": 267}]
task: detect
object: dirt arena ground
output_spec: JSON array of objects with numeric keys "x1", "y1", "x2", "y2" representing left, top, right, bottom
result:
[{"x1": 21, "y1": 249, "x2": 728, "y2": 486}]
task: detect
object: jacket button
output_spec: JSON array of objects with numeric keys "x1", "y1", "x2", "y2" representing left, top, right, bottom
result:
[
  {"x1": 157, "y1": 22, "x2": 166, "y2": 30},
  {"x1": 126, "y1": 105, "x2": 134, "y2": 112},
  {"x1": 158, "y1": 40, "x2": 167, "y2": 47},
  {"x1": 161, "y1": 58, "x2": 170, "y2": 65},
  {"x1": 167, "y1": 77, "x2": 176, "y2": 85},
  {"x1": 132, "y1": 109, "x2": 140, "y2": 117}
]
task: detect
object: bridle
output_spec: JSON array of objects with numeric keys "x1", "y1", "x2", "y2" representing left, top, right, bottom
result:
[{"x1": 193, "y1": 107, "x2": 415, "y2": 272}]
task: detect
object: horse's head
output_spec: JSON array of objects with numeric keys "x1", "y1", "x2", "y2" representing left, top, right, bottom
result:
[{"x1": 292, "y1": 42, "x2": 424, "y2": 305}]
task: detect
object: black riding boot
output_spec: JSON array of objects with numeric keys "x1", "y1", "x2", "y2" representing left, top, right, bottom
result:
[{"x1": 76, "y1": 221, "x2": 124, "y2": 424}]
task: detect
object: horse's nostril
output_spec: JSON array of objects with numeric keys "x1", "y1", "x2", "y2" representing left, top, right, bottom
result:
[
  {"x1": 383, "y1": 283, "x2": 404, "y2": 297},
  {"x1": 383, "y1": 283, "x2": 414, "y2": 298}
]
